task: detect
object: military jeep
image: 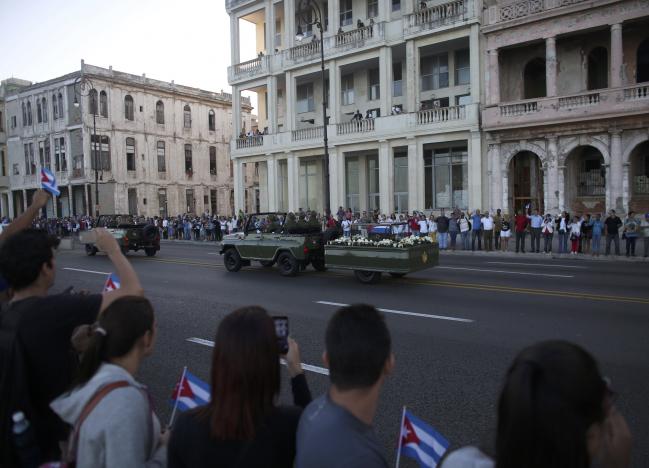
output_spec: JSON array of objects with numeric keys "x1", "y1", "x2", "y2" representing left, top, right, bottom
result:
[
  {"x1": 220, "y1": 213, "x2": 325, "y2": 277},
  {"x1": 81, "y1": 214, "x2": 160, "y2": 257}
]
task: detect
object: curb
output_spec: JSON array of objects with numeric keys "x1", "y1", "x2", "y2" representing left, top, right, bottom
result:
[{"x1": 438, "y1": 249, "x2": 649, "y2": 263}]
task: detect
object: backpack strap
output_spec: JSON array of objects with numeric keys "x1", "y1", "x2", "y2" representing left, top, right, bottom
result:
[{"x1": 67, "y1": 381, "x2": 130, "y2": 462}]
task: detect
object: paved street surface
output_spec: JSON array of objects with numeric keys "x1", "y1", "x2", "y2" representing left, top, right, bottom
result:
[{"x1": 54, "y1": 243, "x2": 649, "y2": 466}]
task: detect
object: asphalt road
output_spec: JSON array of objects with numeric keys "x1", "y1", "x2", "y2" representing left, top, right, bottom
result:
[{"x1": 53, "y1": 242, "x2": 649, "y2": 467}]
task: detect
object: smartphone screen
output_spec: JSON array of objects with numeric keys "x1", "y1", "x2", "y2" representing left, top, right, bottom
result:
[{"x1": 272, "y1": 316, "x2": 289, "y2": 354}]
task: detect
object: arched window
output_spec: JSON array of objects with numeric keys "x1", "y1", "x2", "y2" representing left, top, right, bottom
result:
[
  {"x1": 42, "y1": 97, "x2": 48, "y2": 123},
  {"x1": 89, "y1": 89, "x2": 98, "y2": 115},
  {"x1": 52, "y1": 94, "x2": 59, "y2": 120},
  {"x1": 157, "y1": 141, "x2": 166, "y2": 172},
  {"x1": 27, "y1": 101, "x2": 32, "y2": 125},
  {"x1": 523, "y1": 58, "x2": 546, "y2": 99},
  {"x1": 183, "y1": 105, "x2": 192, "y2": 128},
  {"x1": 58, "y1": 93, "x2": 64, "y2": 118},
  {"x1": 587, "y1": 47, "x2": 608, "y2": 90},
  {"x1": 37, "y1": 99, "x2": 43, "y2": 123},
  {"x1": 637, "y1": 38, "x2": 649, "y2": 83},
  {"x1": 22, "y1": 102, "x2": 27, "y2": 126},
  {"x1": 126, "y1": 137, "x2": 136, "y2": 171},
  {"x1": 124, "y1": 95, "x2": 134, "y2": 121},
  {"x1": 208, "y1": 109, "x2": 216, "y2": 131},
  {"x1": 156, "y1": 100, "x2": 165, "y2": 124},
  {"x1": 100, "y1": 91, "x2": 108, "y2": 117}
]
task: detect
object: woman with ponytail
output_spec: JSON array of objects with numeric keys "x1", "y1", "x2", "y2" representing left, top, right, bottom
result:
[
  {"x1": 50, "y1": 296, "x2": 167, "y2": 467},
  {"x1": 441, "y1": 341, "x2": 632, "y2": 468}
]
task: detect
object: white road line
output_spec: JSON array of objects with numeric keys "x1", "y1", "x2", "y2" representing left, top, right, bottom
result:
[
  {"x1": 62, "y1": 267, "x2": 110, "y2": 275},
  {"x1": 315, "y1": 301, "x2": 474, "y2": 323},
  {"x1": 436, "y1": 266, "x2": 574, "y2": 278},
  {"x1": 486, "y1": 261, "x2": 587, "y2": 269},
  {"x1": 185, "y1": 338, "x2": 330, "y2": 376},
  {"x1": 207, "y1": 253, "x2": 219, "y2": 255}
]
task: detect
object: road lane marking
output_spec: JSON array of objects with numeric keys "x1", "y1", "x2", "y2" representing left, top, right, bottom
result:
[
  {"x1": 315, "y1": 301, "x2": 474, "y2": 323},
  {"x1": 62, "y1": 267, "x2": 110, "y2": 275},
  {"x1": 436, "y1": 266, "x2": 573, "y2": 278},
  {"x1": 486, "y1": 261, "x2": 587, "y2": 269},
  {"x1": 185, "y1": 337, "x2": 330, "y2": 376}
]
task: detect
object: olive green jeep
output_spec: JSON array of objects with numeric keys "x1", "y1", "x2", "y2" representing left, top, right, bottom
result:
[
  {"x1": 219, "y1": 212, "x2": 325, "y2": 276},
  {"x1": 81, "y1": 214, "x2": 160, "y2": 257}
]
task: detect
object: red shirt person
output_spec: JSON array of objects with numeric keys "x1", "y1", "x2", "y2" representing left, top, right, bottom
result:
[{"x1": 514, "y1": 210, "x2": 529, "y2": 253}]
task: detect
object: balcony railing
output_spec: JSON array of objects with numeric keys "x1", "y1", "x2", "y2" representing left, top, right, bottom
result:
[
  {"x1": 558, "y1": 92, "x2": 600, "y2": 109},
  {"x1": 404, "y1": 0, "x2": 467, "y2": 35},
  {"x1": 236, "y1": 136, "x2": 264, "y2": 149},
  {"x1": 229, "y1": 56, "x2": 268, "y2": 81},
  {"x1": 623, "y1": 83, "x2": 649, "y2": 101},
  {"x1": 500, "y1": 101, "x2": 539, "y2": 117},
  {"x1": 72, "y1": 168, "x2": 84, "y2": 178},
  {"x1": 288, "y1": 41, "x2": 321, "y2": 61},
  {"x1": 417, "y1": 105, "x2": 466, "y2": 124},
  {"x1": 486, "y1": 0, "x2": 588, "y2": 25},
  {"x1": 336, "y1": 119, "x2": 375, "y2": 135},
  {"x1": 335, "y1": 24, "x2": 380, "y2": 48},
  {"x1": 292, "y1": 126, "x2": 324, "y2": 141}
]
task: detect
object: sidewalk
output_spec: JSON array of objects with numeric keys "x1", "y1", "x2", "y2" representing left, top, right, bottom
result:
[{"x1": 160, "y1": 238, "x2": 649, "y2": 262}]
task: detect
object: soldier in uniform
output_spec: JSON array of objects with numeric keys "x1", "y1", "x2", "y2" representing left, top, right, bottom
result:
[
  {"x1": 284, "y1": 212, "x2": 298, "y2": 233},
  {"x1": 265, "y1": 214, "x2": 281, "y2": 233},
  {"x1": 307, "y1": 211, "x2": 321, "y2": 232}
]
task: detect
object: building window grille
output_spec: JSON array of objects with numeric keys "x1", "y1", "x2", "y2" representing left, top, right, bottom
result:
[
  {"x1": 420, "y1": 53, "x2": 449, "y2": 91},
  {"x1": 52, "y1": 94, "x2": 59, "y2": 120},
  {"x1": 297, "y1": 83, "x2": 315, "y2": 113},
  {"x1": 368, "y1": 69, "x2": 380, "y2": 101},
  {"x1": 125, "y1": 95, "x2": 134, "y2": 121},
  {"x1": 184, "y1": 144, "x2": 193, "y2": 173},
  {"x1": 157, "y1": 141, "x2": 166, "y2": 172},
  {"x1": 89, "y1": 90, "x2": 98, "y2": 115},
  {"x1": 100, "y1": 91, "x2": 108, "y2": 117},
  {"x1": 340, "y1": 0, "x2": 352, "y2": 26},
  {"x1": 126, "y1": 137, "x2": 136, "y2": 171},
  {"x1": 455, "y1": 49, "x2": 470, "y2": 85},
  {"x1": 210, "y1": 146, "x2": 217, "y2": 175},
  {"x1": 183, "y1": 105, "x2": 192, "y2": 128},
  {"x1": 156, "y1": 100, "x2": 165, "y2": 124},
  {"x1": 424, "y1": 146, "x2": 468, "y2": 210},
  {"x1": 208, "y1": 109, "x2": 216, "y2": 131},
  {"x1": 341, "y1": 74, "x2": 355, "y2": 105},
  {"x1": 91, "y1": 135, "x2": 111, "y2": 170}
]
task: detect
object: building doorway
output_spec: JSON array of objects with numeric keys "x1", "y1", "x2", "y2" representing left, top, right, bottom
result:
[
  {"x1": 523, "y1": 58, "x2": 546, "y2": 99},
  {"x1": 628, "y1": 140, "x2": 649, "y2": 213},
  {"x1": 637, "y1": 38, "x2": 649, "y2": 83},
  {"x1": 564, "y1": 146, "x2": 606, "y2": 214},
  {"x1": 508, "y1": 151, "x2": 544, "y2": 213}
]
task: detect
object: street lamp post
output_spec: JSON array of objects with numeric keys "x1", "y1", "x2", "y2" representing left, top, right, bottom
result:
[
  {"x1": 73, "y1": 74, "x2": 100, "y2": 218},
  {"x1": 296, "y1": 0, "x2": 330, "y2": 214}
]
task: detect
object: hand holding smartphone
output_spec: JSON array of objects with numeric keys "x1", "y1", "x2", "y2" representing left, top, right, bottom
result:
[{"x1": 272, "y1": 316, "x2": 289, "y2": 355}]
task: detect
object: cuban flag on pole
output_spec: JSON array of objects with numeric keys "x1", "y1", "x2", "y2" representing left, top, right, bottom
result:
[
  {"x1": 396, "y1": 407, "x2": 450, "y2": 468},
  {"x1": 103, "y1": 273, "x2": 121, "y2": 292},
  {"x1": 168, "y1": 367, "x2": 210, "y2": 426},
  {"x1": 40, "y1": 168, "x2": 60, "y2": 196}
]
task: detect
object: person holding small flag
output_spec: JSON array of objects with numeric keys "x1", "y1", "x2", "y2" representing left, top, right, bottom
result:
[
  {"x1": 51, "y1": 296, "x2": 166, "y2": 467},
  {"x1": 0, "y1": 227, "x2": 144, "y2": 462},
  {"x1": 295, "y1": 304, "x2": 394, "y2": 468},
  {"x1": 168, "y1": 306, "x2": 311, "y2": 468}
]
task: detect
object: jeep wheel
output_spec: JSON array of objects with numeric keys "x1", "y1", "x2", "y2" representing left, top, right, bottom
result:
[
  {"x1": 145, "y1": 248, "x2": 157, "y2": 257},
  {"x1": 389, "y1": 273, "x2": 406, "y2": 278},
  {"x1": 354, "y1": 270, "x2": 382, "y2": 284},
  {"x1": 277, "y1": 252, "x2": 299, "y2": 277},
  {"x1": 259, "y1": 260, "x2": 275, "y2": 268},
  {"x1": 224, "y1": 249, "x2": 243, "y2": 272},
  {"x1": 85, "y1": 244, "x2": 97, "y2": 256},
  {"x1": 311, "y1": 256, "x2": 327, "y2": 272}
]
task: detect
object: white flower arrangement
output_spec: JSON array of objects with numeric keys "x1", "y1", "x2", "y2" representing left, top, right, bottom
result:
[{"x1": 328, "y1": 235, "x2": 433, "y2": 248}]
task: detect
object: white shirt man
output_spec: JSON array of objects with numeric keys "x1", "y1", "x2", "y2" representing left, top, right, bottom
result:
[
  {"x1": 418, "y1": 218, "x2": 429, "y2": 235},
  {"x1": 342, "y1": 219, "x2": 352, "y2": 237},
  {"x1": 482, "y1": 215, "x2": 494, "y2": 231}
]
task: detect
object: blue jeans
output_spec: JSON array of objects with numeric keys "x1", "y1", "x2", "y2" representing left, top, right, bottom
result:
[
  {"x1": 438, "y1": 232, "x2": 448, "y2": 249},
  {"x1": 558, "y1": 231, "x2": 568, "y2": 253},
  {"x1": 449, "y1": 231, "x2": 458, "y2": 249},
  {"x1": 591, "y1": 234, "x2": 601, "y2": 254},
  {"x1": 461, "y1": 231, "x2": 470, "y2": 250}
]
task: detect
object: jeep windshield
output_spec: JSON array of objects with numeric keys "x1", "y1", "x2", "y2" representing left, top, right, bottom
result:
[{"x1": 97, "y1": 215, "x2": 137, "y2": 228}]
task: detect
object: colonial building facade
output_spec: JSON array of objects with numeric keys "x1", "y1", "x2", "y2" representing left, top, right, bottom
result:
[
  {"x1": 227, "y1": 0, "x2": 484, "y2": 215},
  {"x1": 2, "y1": 62, "x2": 253, "y2": 219},
  {"x1": 481, "y1": 0, "x2": 648, "y2": 215}
]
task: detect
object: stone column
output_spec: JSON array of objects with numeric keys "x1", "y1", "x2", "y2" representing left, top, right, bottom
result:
[
  {"x1": 233, "y1": 160, "x2": 244, "y2": 213},
  {"x1": 267, "y1": 157, "x2": 278, "y2": 211},
  {"x1": 407, "y1": 138, "x2": 418, "y2": 211},
  {"x1": 545, "y1": 37, "x2": 557, "y2": 97},
  {"x1": 546, "y1": 136, "x2": 559, "y2": 213},
  {"x1": 266, "y1": 75, "x2": 278, "y2": 133},
  {"x1": 489, "y1": 144, "x2": 503, "y2": 213},
  {"x1": 83, "y1": 185, "x2": 90, "y2": 215},
  {"x1": 328, "y1": 147, "x2": 342, "y2": 210},
  {"x1": 488, "y1": 49, "x2": 500, "y2": 105},
  {"x1": 285, "y1": 71, "x2": 295, "y2": 131},
  {"x1": 230, "y1": 15, "x2": 240, "y2": 66},
  {"x1": 622, "y1": 162, "x2": 630, "y2": 212},
  {"x1": 379, "y1": 47, "x2": 393, "y2": 117},
  {"x1": 68, "y1": 184, "x2": 73, "y2": 216},
  {"x1": 610, "y1": 23, "x2": 623, "y2": 88},
  {"x1": 287, "y1": 153, "x2": 299, "y2": 211},
  {"x1": 328, "y1": 60, "x2": 339, "y2": 124},
  {"x1": 327, "y1": 0, "x2": 336, "y2": 37},
  {"x1": 470, "y1": 24, "x2": 480, "y2": 103},
  {"x1": 265, "y1": 0, "x2": 275, "y2": 54},
  {"x1": 609, "y1": 130, "x2": 623, "y2": 212},
  {"x1": 233, "y1": 86, "x2": 242, "y2": 136},
  {"x1": 378, "y1": 140, "x2": 394, "y2": 214},
  {"x1": 405, "y1": 40, "x2": 418, "y2": 113},
  {"x1": 284, "y1": 0, "x2": 295, "y2": 50},
  {"x1": 22, "y1": 189, "x2": 28, "y2": 213},
  {"x1": 468, "y1": 131, "x2": 482, "y2": 210},
  {"x1": 557, "y1": 165, "x2": 565, "y2": 212},
  {"x1": 358, "y1": 154, "x2": 368, "y2": 212}
]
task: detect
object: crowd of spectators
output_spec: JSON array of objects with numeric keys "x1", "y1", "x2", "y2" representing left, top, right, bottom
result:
[{"x1": 0, "y1": 190, "x2": 636, "y2": 468}]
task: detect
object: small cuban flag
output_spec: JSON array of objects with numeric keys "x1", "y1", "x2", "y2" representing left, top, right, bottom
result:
[
  {"x1": 397, "y1": 407, "x2": 450, "y2": 468},
  {"x1": 103, "y1": 273, "x2": 121, "y2": 292},
  {"x1": 170, "y1": 367, "x2": 210, "y2": 412},
  {"x1": 40, "y1": 168, "x2": 60, "y2": 196}
]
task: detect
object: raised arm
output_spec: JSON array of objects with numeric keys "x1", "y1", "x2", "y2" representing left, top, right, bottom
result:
[
  {"x1": 94, "y1": 228, "x2": 144, "y2": 312},
  {"x1": 0, "y1": 189, "x2": 50, "y2": 244}
]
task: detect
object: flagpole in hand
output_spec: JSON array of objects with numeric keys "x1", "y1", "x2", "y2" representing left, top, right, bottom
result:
[
  {"x1": 395, "y1": 406, "x2": 406, "y2": 468},
  {"x1": 169, "y1": 366, "x2": 188, "y2": 428}
]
